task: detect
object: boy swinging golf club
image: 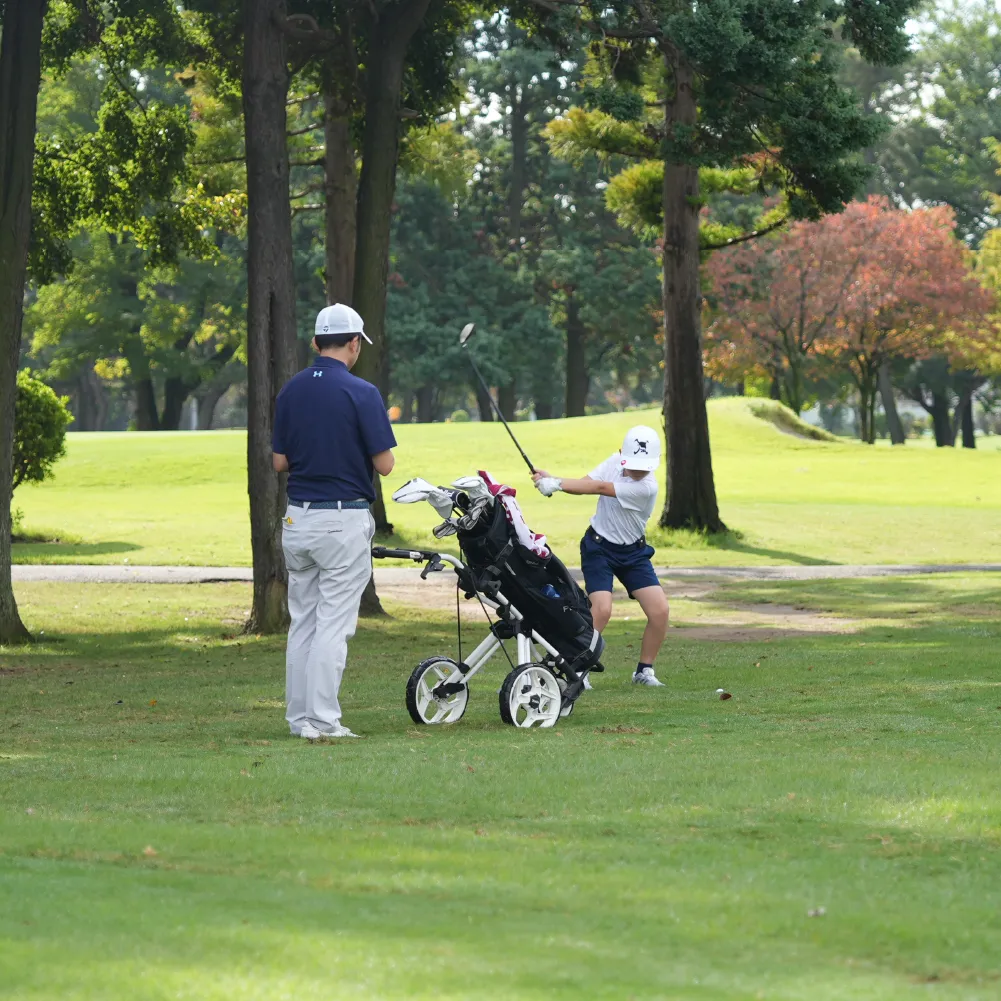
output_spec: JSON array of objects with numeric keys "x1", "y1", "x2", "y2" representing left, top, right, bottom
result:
[{"x1": 532, "y1": 427, "x2": 669, "y2": 687}]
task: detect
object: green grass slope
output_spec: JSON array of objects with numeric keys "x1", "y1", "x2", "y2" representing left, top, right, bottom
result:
[
  {"x1": 12, "y1": 398, "x2": 1001, "y2": 566},
  {"x1": 2, "y1": 578, "x2": 1000, "y2": 998}
]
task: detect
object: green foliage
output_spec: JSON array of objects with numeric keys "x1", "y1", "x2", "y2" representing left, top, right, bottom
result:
[
  {"x1": 876, "y1": 0, "x2": 1001, "y2": 243},
  {"x1": 30, "y1": 2, "x2": 238, "y2": 283},
  {"x1": 13, "y1": 372, "x2": 73, "y2": 493},
  {"x1": 449, "y1": 408, "x2": 470, "y2": 423}
]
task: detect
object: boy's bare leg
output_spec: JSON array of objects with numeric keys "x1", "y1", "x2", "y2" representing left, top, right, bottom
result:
[
  {"x1": 588, "y1": 590, "x2": 613, "y2": 632},
  {"x1": 632, "y1": 584, "x2": 670, "y2": 666}
]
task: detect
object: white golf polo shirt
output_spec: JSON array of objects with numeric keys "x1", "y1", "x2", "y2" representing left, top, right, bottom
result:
[{"x1": 587, "y1": 454, "x2": 659, "y2": 546}]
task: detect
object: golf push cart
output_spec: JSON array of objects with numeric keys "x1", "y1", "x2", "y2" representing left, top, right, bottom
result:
[{"x1": 372, "y1": 472, "x2": 605, "y2": 729}]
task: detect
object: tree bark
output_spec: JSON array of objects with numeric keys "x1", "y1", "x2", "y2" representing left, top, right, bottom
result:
[
  {"x1": 534, "y1": 397, "x2": 554, "y2": 421},
  {"x1": 0, "y1": 0, "x2": 45, "y2": 644},
  {"x1": 474, "y1": 382, "x2": 494, "y2": 422},
  {"x1": 324, "y1": 95, "x2": 356, "y2": 304},
  {"x1": 161, "y1": 376, "x2": 191, "y2": 431},
  {"x1": 352, "y1": 0, "x2": 431, "y2": 397},
  {"x1": 931, "y1": 391, "x2": 953, "y2": 447},
  {"x1": 878, "y1": 362, "x2": 905, "y2": 445},
  {"x1": 415, "y1": 384, "x2": 434, "y2": 423},
  {"x1": 959, "y1": 394, "x2": 976, "y2": 449},
  {"x1": 497, "y1": 381, "x2": 516, "y2": 422},
  {"x1": 351, "y1": 2, "x2": 429, "y2": 553},
  {"x1": 564, "y1": 292, "x2": 589, "y2": 417},
  {"x1": 243, "y1": 0, "x2": 299, "y2": 634},
  {"x1": 659, "y1": 52, "x2": 724, "y2": 532}
]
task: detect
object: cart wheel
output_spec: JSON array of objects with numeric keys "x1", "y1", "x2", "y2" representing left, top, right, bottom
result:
[
  {"x1": 406, "y1": 657, "x2": 469, "y2": 725},
  {"x1": 499, "y1": 663, "x2": 562, "y2": 728}
]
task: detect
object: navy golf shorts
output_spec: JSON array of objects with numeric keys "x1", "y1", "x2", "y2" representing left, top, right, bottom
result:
[{"x1": 580, "y1": 527, "x2": 660, "y2": 597}]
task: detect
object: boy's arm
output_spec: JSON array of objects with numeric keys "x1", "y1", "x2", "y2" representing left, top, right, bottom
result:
[{"x1": 532, "y1": 470, "x2": 615, "y2": 497}]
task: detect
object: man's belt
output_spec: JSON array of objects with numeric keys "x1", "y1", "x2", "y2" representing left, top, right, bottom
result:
[{"x1": 288, "y1": 499, "x2": 370, "y2": 510}]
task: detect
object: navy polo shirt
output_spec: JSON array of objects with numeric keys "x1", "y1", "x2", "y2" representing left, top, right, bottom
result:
[{"x1": 272, "y1": 357, "x2": 397, "y2": 503}]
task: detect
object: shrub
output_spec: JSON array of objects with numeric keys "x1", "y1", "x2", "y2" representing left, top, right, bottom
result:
[
  {"x1": 13, "y1": 371, "x2": 73, "y2": 491},
  {"x1": 450, "y1": 408, "x2": 470, "y2": 423}
]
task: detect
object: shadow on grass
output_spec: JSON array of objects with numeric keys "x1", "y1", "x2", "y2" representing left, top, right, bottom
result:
[
  {"x1": 12, "y1": 541, "x2": 142, "y2": 562},
  {"x1": 649, "y1": 527, "x2": 836, "y2": 566},
  {"x1": 715, "y1": 574, "x2": 1001, "y2": 620}
]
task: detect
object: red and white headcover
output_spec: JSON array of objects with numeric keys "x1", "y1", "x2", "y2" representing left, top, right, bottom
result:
[{"x1": 478, "y1": 470, "x2": 550, "y2": 558}]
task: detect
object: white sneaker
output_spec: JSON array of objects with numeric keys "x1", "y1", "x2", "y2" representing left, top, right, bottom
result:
[
  {"x1": 329, "y1": 725, "x2": 361, "y2": 738},
  {"x1": 632, "y1": 668, "x2": 665, "y2": 687},
  {"x1": 300, "y1": 723, "x2": 361, "y2": 740},
  {"x1": 582, "y1": 674, "x2": 593, "y2": 691}
]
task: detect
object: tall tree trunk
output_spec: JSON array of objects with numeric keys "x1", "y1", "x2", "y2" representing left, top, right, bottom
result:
[
  {"x1": 497, "y1": 381, "x2": 516, "y2": 422},
  {"x1": 243, "y1": 0, "x2": 299, "y2": 634},
  {"x1": 326, "y1": 51, "x2": 385, "y2": 619},
  {"x1": 0, "y1": 0, "x2": 45, "y2": 645},
  {"x1": 475, "y1": 382, "x2": 494, "y2": 422},
  {"x1": 564, "y1": 292, "x2": 589, "y2": 417},
  {"x1": 931, "y1": 391, "x2": 953, "y2": 447},
  {"x1": 959, "y1": 394, "x2": 976, "y2": 449},
  {"x1": 324, "y1": 96, "x2": 356, "y2": 304},
  {"x1": 351, "y1": 2, "x2": 429, "y2": 558},
  {"x1": 534, "y1": 397, "x2": 554, "y2": 421},
  {"x1": 134, "y1": 378, "x2": 160, "y2": 431},
  {"x1": 352, "y1": 0, "x2": 430, "y2": 398},
  {"x1": 400, "y1": 390, "x2": 413, "y2": 424},
  {"x1": 659, "y1": 52, "x2": 724, "y2": 532},
  {"x1": 161, "y1": 376, "x2": 190, "y2": 431},
  {"x1": 878, "y1": 362, "x2": 905, "y2": 445},
  {"x1": 415, "y1": 385, "x2": 434, "y2": 423}
]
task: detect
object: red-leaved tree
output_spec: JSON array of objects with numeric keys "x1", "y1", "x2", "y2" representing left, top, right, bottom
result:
[
  {"x1": 819, "y1": 198, "x2": 993, "y2": 443},
  {"x1": 705, "y1": 216, "x2": 866, "y2": 414},
  {"x1": 706, "y1": 197, "x2": 993, "y2": 441}
]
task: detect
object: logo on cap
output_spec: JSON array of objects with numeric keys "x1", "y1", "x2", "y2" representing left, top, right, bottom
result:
[{"x1": 633, "y1": 440, "x2": 649, "y2": 455}]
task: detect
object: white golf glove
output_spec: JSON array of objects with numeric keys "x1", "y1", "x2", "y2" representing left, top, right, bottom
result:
[{"x1": 534, "y1": 476, "x2": 562, "y2": 497}]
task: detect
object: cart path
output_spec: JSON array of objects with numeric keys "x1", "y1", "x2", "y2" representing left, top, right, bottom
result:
[
  {"x1": 12, "y1": 562, "x2": 1001, "y2": 585},
  {"x1": 16, "y1": 562, "x2": 997, "y2": 641}
]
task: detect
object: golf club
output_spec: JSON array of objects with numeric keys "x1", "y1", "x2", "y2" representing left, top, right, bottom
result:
[{"x1": 459, "y1": 323, "x2": 537, "y2": 474}]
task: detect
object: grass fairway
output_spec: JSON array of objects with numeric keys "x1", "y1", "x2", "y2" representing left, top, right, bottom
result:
[
  {"x1": 2, "y1": 577, "x2": 1000, "y2": 998},
  {"x1": 12, "y1": 398, "x2": 1001, "y2": 567}
]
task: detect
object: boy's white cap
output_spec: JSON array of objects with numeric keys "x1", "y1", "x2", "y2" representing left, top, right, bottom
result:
[
  {"x1": 315, "y1": 304, "x2": 372, "y2": 344},
  {"x1": 620, "y1": 425, "x2": 661, "y2": 471}
]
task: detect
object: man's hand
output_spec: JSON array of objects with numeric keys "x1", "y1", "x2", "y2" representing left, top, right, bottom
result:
[
  {"x1": 531, "y1": 469, "x2": 550, "y2": 483},
  {"x1": 534, "y1": 476, "x2": 562, "y2": 497}
]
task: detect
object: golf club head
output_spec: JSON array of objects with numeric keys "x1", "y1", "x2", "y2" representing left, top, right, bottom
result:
[{"x1": 459, "y1": 322, "x2": 476, "y2": 346}]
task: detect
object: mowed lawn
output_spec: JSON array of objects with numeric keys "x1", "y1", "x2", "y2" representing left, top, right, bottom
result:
[
  {"x1": 1, "y1": 576, "x2": 1000, "y2": 999},
  {"x1": 12, "y1": 398, "x2": 1001, "y2": 567}
]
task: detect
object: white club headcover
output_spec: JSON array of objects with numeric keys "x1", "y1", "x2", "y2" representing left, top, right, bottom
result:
[
  {"x1": 392, "y1": 477, "x2": 438, "y2": 505},
  {"x1": 452, "y1": 474, "x2": 492, "y2": 503},
  {"x1": 427, "y1": 488, "x2": 456, "y2": 520}
]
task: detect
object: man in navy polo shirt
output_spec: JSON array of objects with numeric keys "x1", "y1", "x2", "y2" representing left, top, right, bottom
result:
[{"x1": 272, "y1": 304, "x2": 396, "y2": 739}]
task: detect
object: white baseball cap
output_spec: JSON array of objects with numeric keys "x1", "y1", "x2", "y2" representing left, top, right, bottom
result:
[
  {"x1": 620, "y1": 425, "x2": 661, "y2": 471},
  {"x1": 314, "y1": 304, "x2": 372, "y2": 344}
]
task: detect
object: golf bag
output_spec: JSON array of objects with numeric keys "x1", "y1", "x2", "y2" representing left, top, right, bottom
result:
[{"x1": 372, "y1": 472, "x2": 605, "y2": 728}]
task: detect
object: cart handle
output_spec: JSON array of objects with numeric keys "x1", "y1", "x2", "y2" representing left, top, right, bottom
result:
[{"x1": 371, "y1": 546, "x2": 465, "y2": 574}]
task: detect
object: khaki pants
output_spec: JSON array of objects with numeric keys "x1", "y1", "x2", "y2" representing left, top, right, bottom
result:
[{"x1": 281, "y1": 505, "x2": 374, "y2": 735}]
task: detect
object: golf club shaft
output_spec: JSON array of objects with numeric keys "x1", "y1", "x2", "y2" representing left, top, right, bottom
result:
[{"x1": 465, "y1": 353, "x2": 536, "y2": 474}]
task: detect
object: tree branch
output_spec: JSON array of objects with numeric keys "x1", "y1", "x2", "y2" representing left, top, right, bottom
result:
[
  {"x1": 702, "y1": 214, "x2": 789, "y2": 250},
  {"x1": 272, "y1": 12, "x2": 338, "y2": 48}
]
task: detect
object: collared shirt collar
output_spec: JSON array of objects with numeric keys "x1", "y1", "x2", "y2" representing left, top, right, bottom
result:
[{"x1": 313, "y1": 356, "x2": 348, "y2": 371}]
